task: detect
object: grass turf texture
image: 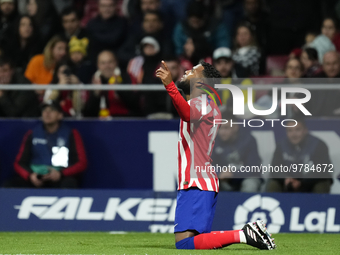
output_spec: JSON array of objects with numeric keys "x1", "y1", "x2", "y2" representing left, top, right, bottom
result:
[{"x1": 0, "y1": 232, "x2": 339, "y2": 254}]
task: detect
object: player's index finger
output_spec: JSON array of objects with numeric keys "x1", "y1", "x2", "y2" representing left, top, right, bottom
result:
[{"x1": 162, "y1": 60, "x2": 169, "y2": 71}]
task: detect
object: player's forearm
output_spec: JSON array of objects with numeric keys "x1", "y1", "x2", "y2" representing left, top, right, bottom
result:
[{"x1": 165, "y1": 81, "x2": 190, "y2": 121}]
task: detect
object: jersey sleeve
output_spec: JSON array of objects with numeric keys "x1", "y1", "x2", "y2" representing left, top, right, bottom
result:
[{"x1": 164, "y1": 81, "x2": 203, "y2": 122}]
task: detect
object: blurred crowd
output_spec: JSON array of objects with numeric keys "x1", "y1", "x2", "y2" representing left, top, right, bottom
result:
[{"x1": 0, "y1": 0, "x2": 340, "y2": 118}]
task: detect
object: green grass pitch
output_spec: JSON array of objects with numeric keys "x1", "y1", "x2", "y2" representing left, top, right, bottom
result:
[{"x1": 0, "y1": 232, "x2": 339, "y2": 254}]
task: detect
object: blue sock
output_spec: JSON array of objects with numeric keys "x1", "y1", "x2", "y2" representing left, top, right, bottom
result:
[{"x1": 175, "y1": 236, "x2": 195, "y2": 249}]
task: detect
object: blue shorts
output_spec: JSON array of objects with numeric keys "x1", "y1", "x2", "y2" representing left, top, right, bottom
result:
[{"x1": 174, "y1": 187, "x2": 218, "y2": 234}]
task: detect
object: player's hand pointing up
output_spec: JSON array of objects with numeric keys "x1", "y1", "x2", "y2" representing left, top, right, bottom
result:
[{"x1": 156, "y1": 61, "x2": 173, "y2": 86}]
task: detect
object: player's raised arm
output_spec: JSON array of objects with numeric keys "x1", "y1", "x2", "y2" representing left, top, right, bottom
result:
[{"x1": 156, "y1": 61, "x2": 191, "y2": 121}]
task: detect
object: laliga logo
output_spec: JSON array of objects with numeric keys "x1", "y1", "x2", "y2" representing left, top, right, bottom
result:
[
  {"x1": 233, "y1": 195, "x2": 285, "y2": 234},
  {"x1": 201, "y1": 84, "x2": 311, "y2": 116}
]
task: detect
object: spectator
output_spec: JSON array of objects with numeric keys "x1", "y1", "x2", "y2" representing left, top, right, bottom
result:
[
  {"x1": 127, "y1": 0, "x2": 162, "y2": 34},
  {"x1": 127, "y1": 36, "x2": 161, "y2": 84},
  {"x1": 213, "y1": 47, "x2": 236, "y2": 79},
  {"x1": 179, "y1": 36, "x2": 212, "y2": 71},
  {"x1": 303, "y1": 51, "x2": 340, "y2": 117},
  {"x1": 212, "y1": 47, "x2": 253, "y2": 109},
  {"x1": 44, "y1": 61, "x2": 84, "y2": 117},
  {"x1": 84, "y1": 50, "x2": 136, "y2": 117},
  {"x1": 68, "y1": 36, "x2": 94, "y2": 84},
  {"x1": 173, "y1": 1, "x2": 231, "y2": 56},
  {"x1": 0, "y1": 0, "x2": 18, "y2": 46},
  {"x1": 59, "y1": 7, "x2": 88, "y2": 43},
  {"x1": 241, "y1": 0, "x2": 268, "y2": 49},
  {"x1": 211, "y1": 114, "x2": 262, "y2": 192},
  {"x1": 26, "y1": 0, "x2": 60, "y2": 44},
  {"x1": 4, "y1": 15, "x2": 42, "y2": 74},
  {"x1": 25, "y1": 36, "x2": 67, "y2": 86},
  {"x1": 87, "y1": 0, "x2": 127, "y2": 61},
  {"x1": 119, "y1": 10, "x2": 173, "y2": 66},
  {"x1": 300, "y1": 48, "x2": 323, "y2": 77},
  {"x1": 284, "y1": 57, "x2": 304, "y2": 83},
  {"x1": 232, "y1": 23, "x2": 261, "y2": 77},
  {"x1": 309, "y1": 34, "x2": 336, "y2": 64},
  {"x1": 164, "y1": 56, "x2": 183, "y2": 82},
  {"x1": 5, "y1": 100, "x2": 87, "y2": 188},
  {"x1": 0, "y1": 57, "x2": 40, "y2": 117},
  {"x1": 128, "y1": 36, "x2": 168, "y2": 115},
  {"x1": 321, "y1": 17, "x2": 340, "y2": 52},
  {"x1": 266, "y1": 119, "x2": 332, "y2": 193}
]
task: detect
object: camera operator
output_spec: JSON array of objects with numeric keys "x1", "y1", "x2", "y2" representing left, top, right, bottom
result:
[{"x1": 44, "y1": 61, "x2": 85, "y2": 117}]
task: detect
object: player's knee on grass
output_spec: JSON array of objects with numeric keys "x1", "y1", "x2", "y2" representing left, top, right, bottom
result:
[{"x1": 175, "y1": 237, "x2": 195, "y2": 249}]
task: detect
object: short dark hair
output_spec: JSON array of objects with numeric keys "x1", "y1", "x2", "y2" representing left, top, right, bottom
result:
[
  {"x1": 0, "y1": 57, "x2": 14, "y2": 69},
  {"x1": 143, "y1": 10, "x2": 162, "y2": 22},
  {"x1": 304, "y1": 47, "x2": 318, "y2": 61},
  {"x1": 61, "y1": 7, "x2": 80, "y2": 20},
  {"x1": 200, "y1": 60, "x2": 222, "y2": 78}
]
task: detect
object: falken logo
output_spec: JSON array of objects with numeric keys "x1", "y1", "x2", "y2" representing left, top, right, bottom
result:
[
  {"x1": 15, "y1": 196, "x2": 176, "y2": 221},
  {"x1": 233, "y1": 195, "x2": 285, "y2": 234}
]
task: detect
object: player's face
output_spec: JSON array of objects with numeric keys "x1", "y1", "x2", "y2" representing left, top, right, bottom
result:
[
  {"x1": 181, "y1": 64, "x2": 204, "y2": 82},
  {"x1": 178, "y1": 64, "x2": 204, "y2": 96},
  {"x1": 218, "y1": 122, "x2": 239, "y2": 142},
  {"x1": 286, "y1": 123, "x2": 308, "y2": 145}
]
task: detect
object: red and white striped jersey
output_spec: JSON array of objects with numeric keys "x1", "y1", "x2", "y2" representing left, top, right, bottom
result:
[{"x1": 165, "y1": 82, "x2": 221, "y2": 192}]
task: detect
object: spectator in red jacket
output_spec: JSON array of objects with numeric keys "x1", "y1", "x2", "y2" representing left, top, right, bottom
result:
[{"x1": 6, "y1": 100, "x2": 87, "y2": 188}]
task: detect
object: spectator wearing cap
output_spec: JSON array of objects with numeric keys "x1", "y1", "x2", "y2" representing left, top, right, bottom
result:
[
  {"x1": 127, "y1": 36, "x2": 168, "y2": 115},
  {"x1": 87, "y1": 0, "x2": 127, "y2": 62},
  {"x1": 59, "y1": 7, "x2": 88, "y2": 43},
  {"x1": 0, "y1": 0, "x2": 19, "y2": 46},
  {"x1": 232, "y1": 22, "x2": 261, "y2": 77},
  {"x1": 300, "y1": 48, "x2": 322, "y2": 78},
  {"x1": 213, "y1": 47, "x2": 236, "y2": 79},
  {"x1": 84, "y1": 50, "x2": 137, "y2": 117},
  {"x1": 5, "y1": 100, "x2": 87, "y2": 188},
  {"x1": 0, "y1": 57, "x2": 40, "y2": 117},
  {"x1": 213, "y1": 47, "x2": 253, "y2": 111},
  {"x1": 173, "y1": 1, "x2": 230, "y2": 56}
]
